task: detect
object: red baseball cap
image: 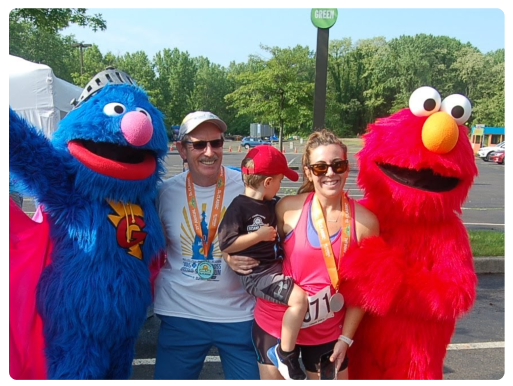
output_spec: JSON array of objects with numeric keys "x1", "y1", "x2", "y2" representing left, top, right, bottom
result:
[{"x1": 241, "y1": 145, "x2": 299, "y2": 181}]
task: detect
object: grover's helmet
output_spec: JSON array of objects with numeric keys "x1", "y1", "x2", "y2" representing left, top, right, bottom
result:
[{"x1": 71, "y1": 67, "x2": 136, "y2": 108}]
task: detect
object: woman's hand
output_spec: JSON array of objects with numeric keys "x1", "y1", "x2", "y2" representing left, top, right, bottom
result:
[
  {"x1": 223, "y1": 253, "x2": 260, "y2": 275},
  {"x1": 331, "y1": 340, "x2": 349, "y2": 372}
]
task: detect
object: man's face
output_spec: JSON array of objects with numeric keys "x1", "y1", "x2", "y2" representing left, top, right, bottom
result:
[{"x1": 178, "y1": 122, "x2": 224, "y2": 187}]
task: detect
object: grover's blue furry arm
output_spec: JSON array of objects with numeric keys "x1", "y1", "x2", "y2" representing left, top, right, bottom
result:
[{"x1": 9, "y1": 107, "x2": 73, "y2": 205}]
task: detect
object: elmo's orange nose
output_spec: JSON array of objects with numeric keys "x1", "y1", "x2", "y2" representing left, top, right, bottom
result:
[{"x1": 422, "y1": 111, "x2": 459, "y2": 154}]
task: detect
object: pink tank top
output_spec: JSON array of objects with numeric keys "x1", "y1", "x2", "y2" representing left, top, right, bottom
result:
[{"x1": 254, "y1": 192, "x2": 357, "y2": 345}]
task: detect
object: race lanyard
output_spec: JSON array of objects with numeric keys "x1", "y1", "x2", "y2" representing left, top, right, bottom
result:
[
  {"x1": 186, "y1": 167, "x2": 225, "y2": 258},
  {"x1": 311, "y1": 193, "x2": 351, "y2": 291}
]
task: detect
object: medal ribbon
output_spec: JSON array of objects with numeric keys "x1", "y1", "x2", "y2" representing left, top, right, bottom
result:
[
  {"x1": 311, "y1": 193, "x2": 351, "y2": 290},
  {"x1": 186, "y1": 167, "x2": 225, "y2": 258}
]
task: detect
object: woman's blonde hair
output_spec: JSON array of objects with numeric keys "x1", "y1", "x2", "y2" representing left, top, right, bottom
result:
[{"x1": 297, "y1": 129, "x2": 347, "y2": 194}]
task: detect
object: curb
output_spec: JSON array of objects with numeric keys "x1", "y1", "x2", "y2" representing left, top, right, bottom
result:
[{"x1": 474, "y1": 256, "x2": 504, "y2": 274}]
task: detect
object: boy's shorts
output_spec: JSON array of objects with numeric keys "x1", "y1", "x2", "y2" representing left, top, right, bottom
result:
[{"x1": 240, "y1": 262, "x2": 294, "y2": 306}]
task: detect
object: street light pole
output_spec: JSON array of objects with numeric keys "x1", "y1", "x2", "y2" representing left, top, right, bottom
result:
[{"x1": 71, "y1": 43, "x2": 92, "y2": 75}]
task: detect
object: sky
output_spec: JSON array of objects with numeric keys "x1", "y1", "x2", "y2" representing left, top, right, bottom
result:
[{"x1": 61, "y1": 5, "x2": 506, "y2": 68}]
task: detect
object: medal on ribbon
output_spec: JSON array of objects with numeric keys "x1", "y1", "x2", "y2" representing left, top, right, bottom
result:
[
  {"x1": 196, "y1": 261, "x2": 215, "y2": 280},
  {"x1": 186, "y1": 168, "x2": 225, "y2": 280},
  {"x1": 311, "y1": 193, "x2": 351, "y2": 312}
]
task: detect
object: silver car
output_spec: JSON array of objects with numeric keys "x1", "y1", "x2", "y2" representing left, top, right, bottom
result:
[{"x1": 478, "y1": 141, "x2": 505, "y2": 161}]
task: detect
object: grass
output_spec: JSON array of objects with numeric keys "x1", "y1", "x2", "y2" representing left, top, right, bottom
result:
[{"x1": 468, "y1": 230, "x2": 505, "y2": 257}]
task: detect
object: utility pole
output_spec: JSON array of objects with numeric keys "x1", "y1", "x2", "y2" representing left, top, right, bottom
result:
[
  {"x1": 311, "y1": 9, "x2": 338, "y2": 131},
  {"x1": 71, "y1": 42, "x2": 92, "y2": 75}
]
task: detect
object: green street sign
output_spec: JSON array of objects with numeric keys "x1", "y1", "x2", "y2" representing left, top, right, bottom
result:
[{"x1": 311, "y1": 8, "x2": 338, "y2": 29}]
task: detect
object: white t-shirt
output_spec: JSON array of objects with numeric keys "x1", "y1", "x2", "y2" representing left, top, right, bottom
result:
[{"x1": 154, "y1": 167, "x2": 255, "y2": 322}]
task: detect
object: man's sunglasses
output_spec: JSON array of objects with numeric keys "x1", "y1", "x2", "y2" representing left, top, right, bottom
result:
[
  {"x1": 308, "y1": 160, "x2": 349, "y2": 176},
  {"x1": 182, "y1": 138, "x2": 224, "y2": 151}
]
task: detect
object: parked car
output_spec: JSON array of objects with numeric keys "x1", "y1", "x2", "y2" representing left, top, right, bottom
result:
[
  {"x1": 240, "y1": 137, "x2": 272, "y2": 149},
  {"x1": 490, "y1": 150, "x2": 505, "y2": 165},
  {"x1": 477, "y1": 141, "x2": 505, "y2": 161}
]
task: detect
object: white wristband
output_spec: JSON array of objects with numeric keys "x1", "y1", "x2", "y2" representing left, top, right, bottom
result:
[{"x1": 338, "y1": 334, "x2": 353, "y2": 347}]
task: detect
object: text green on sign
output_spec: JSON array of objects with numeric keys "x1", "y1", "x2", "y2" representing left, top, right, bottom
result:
[{"x1": 311, "y1": 8, "x2": 338, "y2": 29}]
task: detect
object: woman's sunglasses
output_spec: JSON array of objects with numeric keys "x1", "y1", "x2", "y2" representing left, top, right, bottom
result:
[
  {"x1": 308, "y1": 160, "x2": 349, "y2": 176},
  {"x1": 182, "y1": 138, "x2": 224, "y2": 151}
]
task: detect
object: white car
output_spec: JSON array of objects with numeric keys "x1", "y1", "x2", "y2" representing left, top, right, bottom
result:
[{"x1": 478, "y1": 141, "x2": 505, "y2": 161}]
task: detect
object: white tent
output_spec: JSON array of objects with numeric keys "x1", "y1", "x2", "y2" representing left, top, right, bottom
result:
[{"x1": 9, "y1": 55, "x2": 82, "y2": 138}]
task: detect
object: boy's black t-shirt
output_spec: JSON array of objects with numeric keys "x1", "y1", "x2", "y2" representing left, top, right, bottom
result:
[{"x1": 218, "y1": 195, "x2": 283, "y2": 273}]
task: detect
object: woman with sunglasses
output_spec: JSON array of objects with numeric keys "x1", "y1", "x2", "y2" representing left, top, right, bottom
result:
[{"x1": 251, "y1": 129, "x2": 380, "y2": 380}]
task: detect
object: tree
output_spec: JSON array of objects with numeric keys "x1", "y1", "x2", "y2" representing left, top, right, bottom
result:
[
  {"x1": 189, "y1": 57, "x2": 231, "y2": 120},
  {"x1": 226, "y1": 45, "x2": 315, "y2": 149},
  {"x1": 9, "y1": 8, "x2": 106, "y2": 33},
  {"x1": 9, "y1": 20, "x2": 78, "y2": 82},
  {"x1": 153, "y1": 48, "x2": 197, "y2": 127},
  {"x1": 9, "y1": 8, "x2": 107, "y2": 82},
  {"x1": 115, "y1": 52, "x2": 158, "y2": 98},
  {"x1": 471, "y1": 49, "x2": 505, "y2": 127},
  {"x1": 70, "y1": 45, "x2": 108, "y2": 87}
]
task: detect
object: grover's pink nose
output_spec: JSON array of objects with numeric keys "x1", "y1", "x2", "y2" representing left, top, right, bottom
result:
[{"x1": 121, "y1": 111, "x2": 154, "y2": 146}]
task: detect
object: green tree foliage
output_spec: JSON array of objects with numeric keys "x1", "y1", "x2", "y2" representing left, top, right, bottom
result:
[
  {"x1": 190, "y1": 57, "x2": 232, "y2": 119},
  {"x1": 153, "y1": 48, "x2": 197, "y2": 128},
  {"x1": 225, "y1": 45, "x2": 315, "y2": 148},
  {"x1": 9, "y1": 20, "x2": 78, "y2": 82},
  {"x1": 471, "y1": 49, "x2": 505, "y2": 126},
  {"x1": 9, "y1": 9, "x2": 505, "y2": 137},
  {"x1": 9, "y1": 8, "x2": 106, "y2": 33}
]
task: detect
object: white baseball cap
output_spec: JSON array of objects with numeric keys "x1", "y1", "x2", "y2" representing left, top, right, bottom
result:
[{"x1": 178, "y1": 111, "x2": 227, "y2": 140}]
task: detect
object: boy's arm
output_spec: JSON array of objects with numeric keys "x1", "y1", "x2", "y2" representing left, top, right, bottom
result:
[{"x1": 222, "y1": 224, "x2": 277, "y2": 254}]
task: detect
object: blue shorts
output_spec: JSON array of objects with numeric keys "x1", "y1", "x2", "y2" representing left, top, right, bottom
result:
[{"x1": 154, "y1": 315, "x2": 259, "y2": 380}]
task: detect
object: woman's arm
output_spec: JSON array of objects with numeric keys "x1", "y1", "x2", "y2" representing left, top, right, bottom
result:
[
  {"x1": 276, "y1": 193, "x2": 308, "y2": 239},
  {"x1": 330, "y1": 306, "x2": 365, "y2": 369},
  {"x1": 354, "y1": 202, "x2": 380, "y2": 240}
]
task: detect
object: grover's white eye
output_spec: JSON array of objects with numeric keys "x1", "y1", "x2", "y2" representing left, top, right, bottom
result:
[
  {"x1": 103, "y1": 103, "x2": 126, "y2": 116},
  {"x1": 441, "y1": 94, "x2": 472, "y2": 125},
  {"x1": 409, "y1": 86, "x2": 441, "y2": 117},
  {"x1": 136, "y1": 107, "x2": 152, "y2": 123}
]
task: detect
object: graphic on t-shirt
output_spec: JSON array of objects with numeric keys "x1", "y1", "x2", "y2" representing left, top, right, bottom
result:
[
  {"x1": 191, "y1": 204, "x2": 214, "y2": 260},
  {"x1": 246, "y1": 215, "x2": 265, "y2": 233},
  {"x1": 180, "y1": 202, "x2": 226, "y2": 280}
]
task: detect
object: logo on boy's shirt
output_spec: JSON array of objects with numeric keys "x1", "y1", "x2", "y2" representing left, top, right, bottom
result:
[{"x1": 246, "y1": 215, "x2": 266, "y2": 232}]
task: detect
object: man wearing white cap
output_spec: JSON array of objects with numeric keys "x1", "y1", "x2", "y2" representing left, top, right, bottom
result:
[{"x1": 154, "y1": 111, "x2": 259, "y2": 380}]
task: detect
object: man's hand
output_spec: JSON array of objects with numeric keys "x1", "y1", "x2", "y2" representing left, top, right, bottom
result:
[{"x1": 223, "y1": 253, "x2": 260, "y2": 275}]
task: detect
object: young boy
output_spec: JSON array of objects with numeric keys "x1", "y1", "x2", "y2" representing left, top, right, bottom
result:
[{"x1": 218, "y1": 145, "x2": 308, "y2": 380}]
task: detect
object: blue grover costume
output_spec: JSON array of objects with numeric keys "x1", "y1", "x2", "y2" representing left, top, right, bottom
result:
[{"x1": 9, "y1": 68, "x2": 168, "y2": 379}]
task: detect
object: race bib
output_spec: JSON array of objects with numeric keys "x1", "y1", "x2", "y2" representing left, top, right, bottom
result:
[{"x1": 301, "y1": 285, "x2": 335, "y2": 328}]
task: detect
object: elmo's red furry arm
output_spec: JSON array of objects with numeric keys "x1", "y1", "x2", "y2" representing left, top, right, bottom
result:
[
  {"x1": 388, "y1": 226, "x2": 477, "y2": 321},
  {"x1": 339, "y1": 236, "x2": 407, "y2": 315}
]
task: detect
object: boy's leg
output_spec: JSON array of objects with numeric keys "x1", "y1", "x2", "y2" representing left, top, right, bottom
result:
[
  {"x1": 281, "y1": 283, "x2": 308, "y2": 351},
  {"x1": 154, "y1": 315, "x2": 211, "y2": 380},
  {"x1": 213, "y1": 320, "x2": 260, "y2": 380}
]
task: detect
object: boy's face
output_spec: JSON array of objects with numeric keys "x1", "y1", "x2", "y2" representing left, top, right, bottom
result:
[{"x1": 264, "y1": 174, "x2": 284, "y2": 200}]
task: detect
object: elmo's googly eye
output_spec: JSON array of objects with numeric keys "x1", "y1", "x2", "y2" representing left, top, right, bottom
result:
[
  {"x1": 136, "y1": 107, "x2": 152, "y2": 123},
  {"x1": 441, "y1": 94, "x2": 472, "y2": 125},
  {"x1": 409, "y1": 86, "x2": 441, "y2": 117},
  {"x1": 103, "y1": 103, "x2": 126, "y2": 116}
]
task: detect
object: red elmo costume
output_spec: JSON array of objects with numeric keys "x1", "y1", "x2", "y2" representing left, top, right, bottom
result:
[{"x1": 345, "y1": 87, "x2": 478, "y2": 379}]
